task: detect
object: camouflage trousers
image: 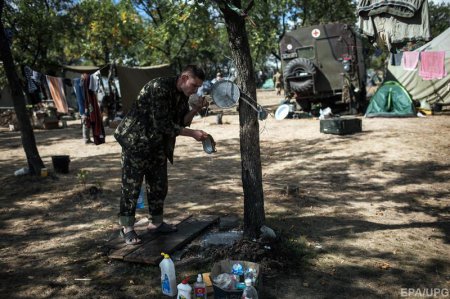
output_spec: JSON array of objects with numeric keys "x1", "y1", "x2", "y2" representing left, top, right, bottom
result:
[{"x1": 118, "y1": 147, "x2": 167, "y2": 227}]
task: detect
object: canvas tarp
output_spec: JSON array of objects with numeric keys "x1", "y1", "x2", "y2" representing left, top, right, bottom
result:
[
  {"x1": 116, "y1": 64, "x2": 174, "y2": 114},
  {"x1": 365, "y1": 81, "x2": 416, "y2": 117},
  {"x1": 62, "y1": 65, "x2": 101, "y2": 74},
  {"x1": 387, "y1": 27, "x2": 450, "y2": 106},
  {"x1": 357, "y1": 0, "x2": 431, "y2": 48}
]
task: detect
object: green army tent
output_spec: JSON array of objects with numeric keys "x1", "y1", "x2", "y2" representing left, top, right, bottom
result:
[
  {"x1": 116, "y1": 64, "x2": 174, "y2": 114},
  {"x1": 365, "y1": 81, "x2": 416, "y2": 118},
  {"x1": 0, "y1": 85, "x2": 14, "y2": 108}
]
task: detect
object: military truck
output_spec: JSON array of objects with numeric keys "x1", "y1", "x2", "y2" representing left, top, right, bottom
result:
[{"x1": 280, "y1": 23, "x2": 366, "y2": 114}]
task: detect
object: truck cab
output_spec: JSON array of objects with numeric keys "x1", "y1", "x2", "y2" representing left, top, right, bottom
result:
[{"x1": 280, "y1": 23, "x2": 366, "y2": 114}]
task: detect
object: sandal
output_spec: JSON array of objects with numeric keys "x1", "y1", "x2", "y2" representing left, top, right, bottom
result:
[
  {"x1": 120, "y1": 228, "x2": 142, "y2": 245},
  {"x1": 147, "y1": 222, "x2": 177, "y2": 234}
]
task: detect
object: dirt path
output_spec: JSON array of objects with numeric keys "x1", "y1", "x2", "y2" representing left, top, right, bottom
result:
[{"x1": 0, "y1": 90, "x2": 449, "y2": 298}]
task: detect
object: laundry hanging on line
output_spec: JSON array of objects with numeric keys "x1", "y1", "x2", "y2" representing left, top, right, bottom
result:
[
  {"x1": 82, "y1": 73, "x2": 105, "y2": 145},
  {"x1": 23, "y1": 66, "x2": 51, "y2": 105},
  {"x1": 419, "y1": 51, "x2": 447, "y2": 80},
  {"x1": 401, "y1": 51, "x2": 420, "y2": 71},
  {"x1": 46, "y1": 75, "x2": 69, "y2": 114}
]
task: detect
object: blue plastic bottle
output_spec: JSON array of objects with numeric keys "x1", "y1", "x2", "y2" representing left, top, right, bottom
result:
[{"x1": 136, "y1": 185, "x2": 145, "y2": 209}]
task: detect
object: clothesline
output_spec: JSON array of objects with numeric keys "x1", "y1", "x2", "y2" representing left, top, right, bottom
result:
[
  {"x1": 96, "y1": 64, "x2": 110, "y2": 72},
  {"x1": 25, "y1": 65, "x2": 108, "y2": 87},
  {"x1": 418, "y1": 48, "x2": 450, "y2": 53},
  {"x1": 23, "y1": 64, "x2": 107, "y2": 145},
  {"x1": 395, "y1": 50, "x2": 448, "y2": 80},
  {"x1": 24, "y1": 65, "x2": 111, "y2": 115}
]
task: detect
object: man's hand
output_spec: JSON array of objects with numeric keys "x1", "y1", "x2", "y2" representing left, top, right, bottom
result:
[
  {"x1": 192, "y1": 130, "x2": 209, "y2": 141},
  {"x1": 179, "y1": 127, "x2": 209, "y2": 141},
  {"x1": 189, "y1": 95, "x2": 208, "y2": 112}
]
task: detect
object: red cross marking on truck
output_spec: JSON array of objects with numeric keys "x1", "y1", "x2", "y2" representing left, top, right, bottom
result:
[{"x1": 312, "y1": 29, "x2": 321, "y2": 38}]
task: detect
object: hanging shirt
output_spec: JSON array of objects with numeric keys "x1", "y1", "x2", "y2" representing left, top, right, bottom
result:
[
  {"x1": 82, "y1": 74, "x2": 105, "y2": 145},
  {"x1": 90, "y1": 70, "x2": 106, "y2": 105},
  {"x1": 46, "y1": 75, "x2": 69, "y2": 113},
  {"x1": 89, "y1": 71, "x2": 100, "y2": 92},
  {"x1": 73, "y1": 78, "x2": 85, "y2": 115},
  {"x1": 24, "y1": 66, "x2": 38, "y2": 93}
]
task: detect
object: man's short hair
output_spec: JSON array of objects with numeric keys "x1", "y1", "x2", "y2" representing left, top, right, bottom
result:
[{"x1": 182, "y1": 65, "x2": 205, "y2": 81}]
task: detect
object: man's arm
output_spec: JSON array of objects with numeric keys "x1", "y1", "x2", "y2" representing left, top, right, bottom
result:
[
  {"x1": 183, "y1": 108, "x2": 200, "y2": 126},
  {"x1": 179, "y1": 127, "x2": 208, "y2": 141},
  {"x1": 181, "y1": 103, "x2": 209, "y2": 142},
  {"x1": 183, "y1": 97, "x2": 208, "y2": 126}
]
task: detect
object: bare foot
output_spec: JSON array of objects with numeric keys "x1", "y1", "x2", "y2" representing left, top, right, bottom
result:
[
  {"x1": 147, "y1": 223, "x2": 160, "y2": 231},
  {"x1": 147, "y1": 222, "x2": 177, "y2": 233}
]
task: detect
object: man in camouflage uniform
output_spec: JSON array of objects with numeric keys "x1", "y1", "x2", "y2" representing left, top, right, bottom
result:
[{"x1": 114, "y1": 65, "x2": 209, "y2": 245}]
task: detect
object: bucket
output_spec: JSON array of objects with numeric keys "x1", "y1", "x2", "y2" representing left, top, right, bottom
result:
[{"x1": 52, "y1": 155, "x2": 70, "y2": 173}]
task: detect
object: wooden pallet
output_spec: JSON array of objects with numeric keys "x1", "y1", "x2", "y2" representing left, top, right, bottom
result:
[{"x1": 107, "y1": 214, "x2": 219, "y2": 265}]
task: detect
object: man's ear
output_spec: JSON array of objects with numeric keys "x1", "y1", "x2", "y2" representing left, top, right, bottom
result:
[{"x1": 180, "y1": 73, "x2": 189, "y2": 81}]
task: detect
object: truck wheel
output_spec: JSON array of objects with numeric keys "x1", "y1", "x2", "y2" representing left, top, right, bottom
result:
[{"x1": 283, "y1": 58, "x2": 316, "y2": 92}]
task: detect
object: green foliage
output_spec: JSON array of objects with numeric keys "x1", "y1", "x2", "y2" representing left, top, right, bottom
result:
[
  {"x1": 1, "y1": 0, "x2": 447, "y2": 85},
  {"x1": 3, "y1": 0, "x2": 75, "y2": 73},
  {"x1": 68, "y1": 0, "x2": 145, "y2": 65},
  {"x1": 77, "y1": 169, "x2": 89, "y2": 190},
  {"x1": 369, "y1": 53, "x2": 388, "y2": 71},
  {"x1": 428, "y1": 2, "x2": 450, "y2": 38},
  {"x1": 293, "y1": 0, "x2": 357, "y2": 26},
  {"x1": 0, "y1": 68, "x2": 6, "y2": 87},
  {"x1": 132, "y1": 0, "x2": 230, "y2": 74},
  {"x1": 238, "y1": 0, "x2": 357, "y2": 72}
]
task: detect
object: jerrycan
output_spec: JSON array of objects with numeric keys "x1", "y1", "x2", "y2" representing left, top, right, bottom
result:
[{"x1": 159, "y1": 252, "x2": 177, "y2": 296}]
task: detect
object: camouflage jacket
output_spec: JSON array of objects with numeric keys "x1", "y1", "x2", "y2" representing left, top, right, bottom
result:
[{"x1": 114, "y1": 76, "x2": 189, "y2": 164}]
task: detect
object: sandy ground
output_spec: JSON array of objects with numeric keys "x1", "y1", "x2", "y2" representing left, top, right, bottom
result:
[{"x1": 0, "y1": 90, "x2": 449, "y2": 298}]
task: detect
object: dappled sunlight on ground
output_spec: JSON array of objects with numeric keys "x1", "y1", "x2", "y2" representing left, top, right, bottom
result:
[{"x1": 0, "y1": 90, "x2": 449, "y2": 298}]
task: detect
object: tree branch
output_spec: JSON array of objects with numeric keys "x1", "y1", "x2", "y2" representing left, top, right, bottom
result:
[
  {"x1": 174, "y1": 35, "x2": 189, "y2": 58},
  {"x1": 0, "y1": 0, "x2": 4, "y2": 21}
]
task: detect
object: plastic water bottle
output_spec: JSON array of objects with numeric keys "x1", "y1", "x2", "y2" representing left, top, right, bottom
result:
[
  {"x1": 232, "y1": 263, "x2": 244, "y2": 283},
  {"x1": 241, "y1": 278, "x2": 258, "y2": 299},
  {"x1": 14, "y1": 167, "x2": 29, "y2": 176},
  {"x1": 136, "y1": 185, "x2": 145, "y2": 209},
  {"x1": 177, "y1": 277, "x2": 192, "y2": 299},
  {"x1": 159, "y1": 252, "x2": 177, "y2": 297},
  {"x1": 194, "y1": 273, "x2": 207, "y2": 298}
]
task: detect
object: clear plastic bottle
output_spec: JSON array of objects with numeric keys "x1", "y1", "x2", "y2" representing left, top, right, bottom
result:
[
  {"x1": 194, "y1": 273, "x2": 207, "y2": 298},
  {"x1": 241, "y1": 278, "x2": 258, "y2": 299},
  {"x1": 159, "y1": 252, "x2": 177, "y2": 297},
  {"x1": 177, "y1": 277, "x2": 192, "y2": 299}
]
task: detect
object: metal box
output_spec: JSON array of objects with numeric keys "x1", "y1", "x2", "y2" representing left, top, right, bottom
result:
[{"x1": 320, "y1": 118, "x2": 362, "y2": 135}]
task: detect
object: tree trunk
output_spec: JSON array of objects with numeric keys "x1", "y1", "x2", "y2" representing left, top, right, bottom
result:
[
  {"x1": 219, "y1": 0, "x2": 265, "y2": 239},
  {"x1": 0, "y1": 0, "x2": 44, "y2": 175}
]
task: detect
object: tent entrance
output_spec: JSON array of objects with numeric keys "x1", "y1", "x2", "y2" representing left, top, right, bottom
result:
[{"x1": 365, "y1": 81, "x2": 416, "y2": 118}]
